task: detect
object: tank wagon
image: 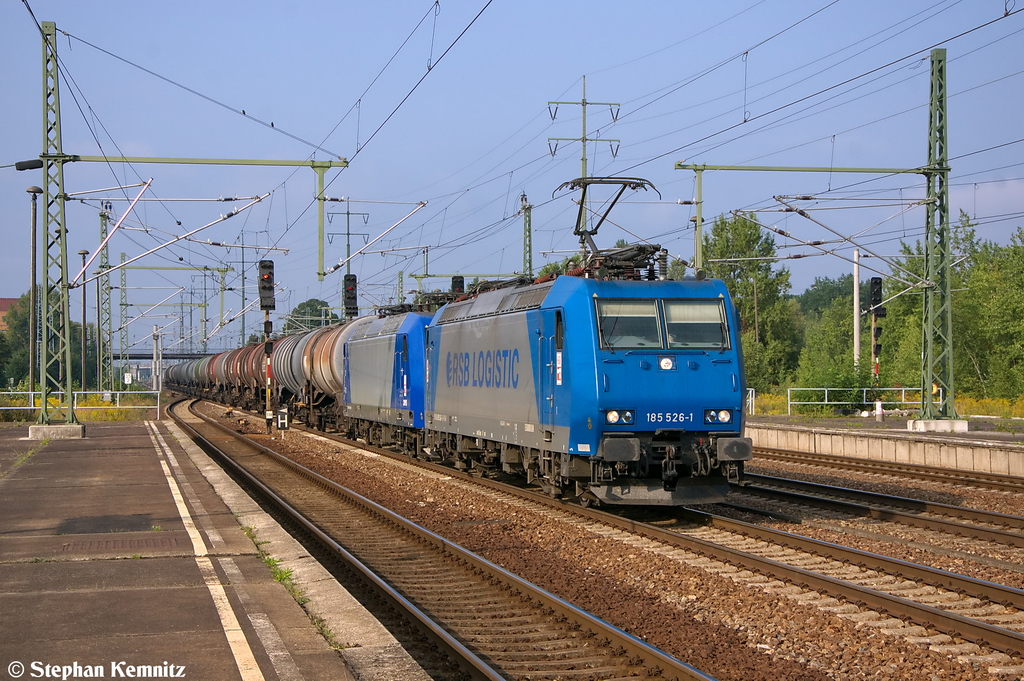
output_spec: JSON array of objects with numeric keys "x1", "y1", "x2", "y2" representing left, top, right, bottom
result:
[{"x1": 166, "y1": 177, "x2": 752, "y2": 505}]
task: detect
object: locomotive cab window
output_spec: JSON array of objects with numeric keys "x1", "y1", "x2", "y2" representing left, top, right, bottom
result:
[
  {"x1": 664, "y1": 300, "x2": 730, "y2": 350},
  {"x1": 597, "y1": 300, "x2": 662, "y2": 349}
]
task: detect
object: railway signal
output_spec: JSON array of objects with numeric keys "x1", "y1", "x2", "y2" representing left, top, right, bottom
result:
[
  {"x1": 258, "y1": 260, "x2": 276, "y2": 311},
  {"x1": 343, "y1": 274, "x2": 358, "y2": 318},
  {"x1": 869, "y1": 277, "x2": 882, "y2": 308},
  {"x1": 868, "y1": 277, "x2": 885, "y2": 378}
]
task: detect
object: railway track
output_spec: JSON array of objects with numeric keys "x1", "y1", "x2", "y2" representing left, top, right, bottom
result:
[
  {"x1": 753, "y1": 447, "x2": 1024, "y2": 494},
  {"x1": 730, "y1": 474, "x2": 1024, "y2": 549},
  {"x1": 169, "y1": 399, "x2": 713, "y2": 681},
  {"x1": 317, "y1": 428, "x2": 1024, "y2": 667},
  {"x1": 176, "y1": 397, "x2": 1024, "y2": 676},
  {"x1": 660, "y1": 507, "x2": 1024, "y2": 656}
]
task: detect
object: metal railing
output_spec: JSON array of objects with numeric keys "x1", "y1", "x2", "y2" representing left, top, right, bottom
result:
[
  {"x1": 787, "y1": 387, "x2": 941, "y2": 415},
  {"x1": 0, "y1": 390, "x2": 160, "y2": 418}
]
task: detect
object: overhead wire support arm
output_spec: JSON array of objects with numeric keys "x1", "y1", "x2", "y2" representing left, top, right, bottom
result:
[
  {"x1": 72, "y1": 156, "x2": 349, "y2": 168},
  {"x1": 737, "y1": 211, "x2": 920, "y2": 289},
  {"x1": 324, "y1": 202, "x2": 428, "y2": 276},
  {"x1": 771, "y1": 196, "x2": 927, "y2": 287},
  {"x1": 674, "y1": 163, "x2": 928, "y2": 272},
  {"x1": 72, "y1": 179, "x2": 152, "y2": 286},
  {"x1": 67, "y1": 155, "x2": 348, "y2": 284},
  {"x1": 77, "y1": 193, "x2": 270, "y2": 288},
  {"x1": 179, "y1": 238, "x2": 289, "y2": 253},
  {"x1": 115, "y1": 288, "x2": 185, "y2": 332},
  {"x1": 63, "y1": 182, "x2": 150, "y2": 197}
]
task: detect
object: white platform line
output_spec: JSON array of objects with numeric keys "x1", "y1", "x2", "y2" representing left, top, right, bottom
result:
[
  {"x1": 220, "y1": 557, "x2": 305, "y2": 681},
  {"x1": 148, "y1": 421, "x2": 225, "y2": 549},
  {"x1": 147, "y1": 421, "x2": 265, "y2": 681}
]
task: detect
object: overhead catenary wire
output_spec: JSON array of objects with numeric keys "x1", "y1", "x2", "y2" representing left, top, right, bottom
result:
[
  {"x1": 15, "y1": 0, "x2": 1022, "y2": 350},
  {"x1": 615, "y1": 7, "x2": 1024, "y2": 176}
]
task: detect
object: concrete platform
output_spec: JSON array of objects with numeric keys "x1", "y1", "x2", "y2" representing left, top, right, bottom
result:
[
  {"x1": 747, "y1": 416, "x2": 1024, "y2": 477},
  {"x1": 907, "y1": 419, "x2": 970, "y2": 433},
  {"x1": 27, "y1": 423, "x2": 86, "y2": 440},
  {"x1": 0, "y1": 420, "x2": 430, "y2": 681}
]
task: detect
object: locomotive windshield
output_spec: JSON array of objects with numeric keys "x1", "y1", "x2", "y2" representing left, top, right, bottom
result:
[
  {"x1": 664, "y1": 300, "x2": 731, "y2": 350},
  {"x1": 597, "y1": 298, "x2": 730, "y2": 351},
  {"x1": 597, "y1": 300, "x2": 662, "y2": 349}
]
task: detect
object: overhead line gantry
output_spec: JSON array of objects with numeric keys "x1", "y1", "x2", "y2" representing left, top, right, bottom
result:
[{"x1": 18, "y1": 21, "x2": 347, "y2": 431}]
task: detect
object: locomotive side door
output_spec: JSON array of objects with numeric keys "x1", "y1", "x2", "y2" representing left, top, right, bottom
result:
[
  {"x1": 394, "y1": 334, "x2": 409, "y2": 409},
  {"x1": 537, "y1": 309, "x2": 564, "y2": 440}
]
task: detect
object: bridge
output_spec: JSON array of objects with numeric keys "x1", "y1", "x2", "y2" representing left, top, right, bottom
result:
[{"x1": 115, "y1": 351, "x2": 217, "y2": 361}]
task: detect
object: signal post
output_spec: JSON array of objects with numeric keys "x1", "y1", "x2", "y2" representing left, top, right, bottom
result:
[
  {"x1": 258, "y1": 260, "x2": 275, "y2": 434},
  {"x1": 868, "y1": 277, "x2": 885, "y2": 380}
]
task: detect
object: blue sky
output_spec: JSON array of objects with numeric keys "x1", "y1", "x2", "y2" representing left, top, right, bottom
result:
[{"x1": 2, "y1": 1, "x2": 1022, "y2": 352}]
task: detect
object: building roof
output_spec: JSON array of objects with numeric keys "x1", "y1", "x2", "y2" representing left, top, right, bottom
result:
[{"x1": 0, "y1": 298, "x2": 20, "y2": 314}]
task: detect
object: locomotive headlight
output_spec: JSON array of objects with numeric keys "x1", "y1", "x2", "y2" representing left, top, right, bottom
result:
[
  {"x1": 658, "y1": 356, "x2": 676, "y2": 371},
  {"x1": 704, "y1": 409, "x2": 733, "y2": 424},
  {"x1": 605, "y1": 410, "x2": 635, "y2": 425}
]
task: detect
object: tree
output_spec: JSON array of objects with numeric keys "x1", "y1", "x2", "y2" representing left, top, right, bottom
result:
[
  {"x1": 1, "y1": 292, "x2": 98, "y2": 390},
  {"x1": 871, "y1": 211, "x2": 1024, "y2": 400},
  {"x1": 2, "y1": 293, "x2": 32, "y2": 388},
  {"x1": 952, "y1": 223, "x2": 1024, "y2": 398},
  {"x1": 702, "y1": 213, "x2": 802, "y2": 391},
  {"x1": 537, "y1": 254, "x2": 582, "y2": 278},
  {"x1": 794, "y1": 294, "x2": 876, "y2": 398},
  {"x1": 0, "y1": 330, "x2": 8, "y2": 390},
  {"x1": 797, "y1": 274, "x2": 871, "y2": 319},
  {"x1": 283, "y1": 299, "x2": 339, "y2": 334}
]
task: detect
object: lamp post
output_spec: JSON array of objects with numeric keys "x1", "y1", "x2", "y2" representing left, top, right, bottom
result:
[
  {"x1": 27, "y1": 186, "x2": 43, "y2": 406},
  {"x1": 78, "y1": 250, "x2": 89, "y2": 392}
]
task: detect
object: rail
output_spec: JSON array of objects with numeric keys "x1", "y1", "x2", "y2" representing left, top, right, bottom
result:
[
  {"x1": 304, "y1": 417, "x2": 1024, "y2": 658},
  {"x1": 173, "y1": 399, "x2": 715, "y2": 681},
  {"x1": 787, "y1": 386, "x2": 942, "y2": 415}
]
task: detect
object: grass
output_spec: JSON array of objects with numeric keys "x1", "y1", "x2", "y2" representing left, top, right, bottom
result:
[
  {"x1": 957, "y1": 395, "x2": 1024, "y2": 419},
  {"x1": 0, "y1": 438, "x2": 50, "y2": 480},
  {"x1": 0, "y1": 394, "x2": 158, "y2": 422},
  {"x1": 241, "y1": 524, "x2": 353, "y2": 650}
]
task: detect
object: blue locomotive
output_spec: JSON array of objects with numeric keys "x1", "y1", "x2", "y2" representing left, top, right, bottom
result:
[
  {"x1": 423, "y1": 274, "x2": 750, "y2": 505},
  {"x1": 166, "y1": 177, "x2": 752, "y2": 505}
]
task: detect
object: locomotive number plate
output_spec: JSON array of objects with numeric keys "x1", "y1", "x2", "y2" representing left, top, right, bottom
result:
[{"x1": 646, "y1": 412, "x2": 695, "y2": 423}]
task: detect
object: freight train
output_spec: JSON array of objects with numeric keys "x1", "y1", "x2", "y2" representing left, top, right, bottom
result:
[{"x1": 166, "y1": 178, "x2": 752, "y2": 506}]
